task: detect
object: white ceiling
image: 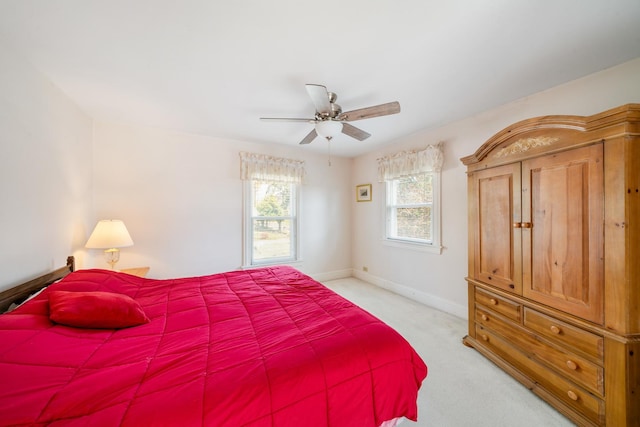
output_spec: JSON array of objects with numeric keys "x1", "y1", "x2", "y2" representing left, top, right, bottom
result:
[{"x1": 1, "y1": 0, "x2": 639, "y2": 157}]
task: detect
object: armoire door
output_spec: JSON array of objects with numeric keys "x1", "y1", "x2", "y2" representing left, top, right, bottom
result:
[
  {"x1": 521, "y1": 144, "x2": 604, "y2": 324},
  {"x1": 471, "y1": 163, "x2": 522, "y2": 294}
]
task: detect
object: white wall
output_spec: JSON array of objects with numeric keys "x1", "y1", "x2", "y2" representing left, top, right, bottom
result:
[
  {"x1": 90, "y1": 121, "x2": 353, "y2": 280},
  {"x1": 352, "y1": 58, "x2": 640, "y2": 319},
  {"x1": 0, "y1": 39, "x2": 93, "y2": 291}
]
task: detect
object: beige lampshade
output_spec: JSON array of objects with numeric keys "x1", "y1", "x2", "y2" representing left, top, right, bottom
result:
[{"x1": 85, "y1": 220, "x2": 134, "y2": 249}]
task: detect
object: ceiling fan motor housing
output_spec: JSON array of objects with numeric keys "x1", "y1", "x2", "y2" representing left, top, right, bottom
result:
[{"x1": 330, "y1": 102, "x2": 342, "y2": 117}]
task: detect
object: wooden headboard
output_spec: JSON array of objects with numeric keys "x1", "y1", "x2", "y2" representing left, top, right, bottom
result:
[{"x1": 0, "y1": 256, "x2": 75, "y2": 313}]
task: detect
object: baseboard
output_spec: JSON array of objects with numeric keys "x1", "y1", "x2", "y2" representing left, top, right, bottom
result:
[
  {"x1": 352, "y1": 270, "x2": 468, "y2": 320},
  {"x1": 309, "y1": 269, "x2": 353, "y2": 282}
]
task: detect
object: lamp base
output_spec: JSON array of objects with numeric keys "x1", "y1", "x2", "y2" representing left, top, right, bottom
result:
[{"x1": 104, "y1": 248, "x2": 120, "y2": 270}]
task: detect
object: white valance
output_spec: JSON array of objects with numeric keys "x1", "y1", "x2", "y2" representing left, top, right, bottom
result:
[
  {"x1": 239, "y1": 152, "x2": 306, "y2": 183},
  {"x1": 377, "y1": 142, "x2": 444, "y2": 182}
]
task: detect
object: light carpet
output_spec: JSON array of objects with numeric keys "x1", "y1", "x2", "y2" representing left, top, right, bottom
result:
[{"x1": 323, "y1": 277, "x2": 575, "y2": 427}]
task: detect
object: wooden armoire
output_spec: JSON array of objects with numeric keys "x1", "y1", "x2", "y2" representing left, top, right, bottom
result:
[{"x1": 461, "y1": 104, "x2": 639, "y2": 426}]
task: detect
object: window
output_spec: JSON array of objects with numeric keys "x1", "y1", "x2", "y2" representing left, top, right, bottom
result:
[
  {"x1": 239, "y1": 152, "x2": 305, "y2": 267},
  {"x1": 246, "y1": 180, "x2": 298, "y2": 265},
  {"x1": 377, "y1": 143, "x2": 443, "y2": 253},
  {"x1": 386, "y1": 173, "x2": 434, "y2": 243}
]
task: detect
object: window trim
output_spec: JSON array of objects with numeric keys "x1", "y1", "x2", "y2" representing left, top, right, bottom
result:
[
  {"x1": 242, "y1": 180, "x2": 301, "y2": 267},
  {"x1": 382, "y1": 171, "x2": 442, "y2": 254}
]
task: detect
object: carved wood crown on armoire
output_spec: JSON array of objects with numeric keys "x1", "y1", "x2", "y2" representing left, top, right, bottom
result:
[{"x1": 461, "y1": 104, "x2": 640, "y2": 426}]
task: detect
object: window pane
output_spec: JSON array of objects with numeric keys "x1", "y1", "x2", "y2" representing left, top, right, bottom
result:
[
  {"x1": 395, "y1": 174, "x2": 432, "y2": 204},
  {"x1": 245, "y1": 178, "x2": 299, "y2": 266},
  {"x1": 384, "y1": 170, "x2": 439, "y2": 250},
  {"x1": 253, "y1": 181, "x2": 292, "y2": 216},
  {"x1": 252, "y1": 219, "x2": 292, "y2": 260},
  {"x1": 395, "y1": 206, "x2": 432, "y2": 240}
]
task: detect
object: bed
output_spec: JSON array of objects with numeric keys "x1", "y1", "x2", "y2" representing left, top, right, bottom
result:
[{"x1": 0, "y1": 258, "x2": 427, "y2": 426}]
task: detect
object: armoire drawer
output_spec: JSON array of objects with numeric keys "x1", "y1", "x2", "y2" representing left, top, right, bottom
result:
[
  {"x1": 524, "y1": 308, "x2": 604, "y2": 362},
  {"x1": 476, "y1": 307, "x2": 518, "y2": 338},
  {"x1": 475, "y1": 325, "x2": 604, "y2": 425},
  {"x1": 475, "y1": 288, "x2": 521, "y2": 322},
  {"x1": 476, "y1": 311, "x2": 603, "y2": 396}
]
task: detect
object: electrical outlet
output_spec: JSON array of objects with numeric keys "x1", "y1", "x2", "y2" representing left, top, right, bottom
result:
[{"x1": 363, "y1": 266, "x2": 368, "y2": 272}]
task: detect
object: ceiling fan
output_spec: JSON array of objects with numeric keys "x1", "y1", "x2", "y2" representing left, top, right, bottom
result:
[{"x1": 260, "y1": 84, "x2": 401, "y2": 145}]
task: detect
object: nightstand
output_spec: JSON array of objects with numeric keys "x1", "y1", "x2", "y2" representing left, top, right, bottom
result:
[{"x1": 119, "y1": 267, "x2": 150, "y2": 278}]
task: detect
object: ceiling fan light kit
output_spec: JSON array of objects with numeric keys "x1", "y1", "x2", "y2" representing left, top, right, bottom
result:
[
  {"x1": 315, "y1": 120, "x2": 343, "y2": 139},
  {"x1": 260, "y1": 84, "x2": 400, "y2": 145}
]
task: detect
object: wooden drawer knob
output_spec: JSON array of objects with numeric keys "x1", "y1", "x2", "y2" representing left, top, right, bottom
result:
[
  {"x1": 567, "y1": 390, "x2": 578, "y2": 401},
  {"x1": 481, "y1": 314, "x2": 489, "y2": 321},
  {"x1": 550, "y1": 325, "x2": 561, "y2": 334},
  {"x1": 566, "y1": 360, "x2": 578, "y2": 370},
  {"x1": 489, "y1": 298, "x2": 498, "y2": 305},
  {"x1": 481, "y1": 334, "x2": 489, "y2": 341}
]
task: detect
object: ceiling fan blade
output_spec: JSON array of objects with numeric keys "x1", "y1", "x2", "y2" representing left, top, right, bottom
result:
[
  {"x1": 305, "y1": 84, "x2": 331, "y2": 114},
  {"x1": 260, "y1": 117, "x2": 315, "y2": 122},
  {"x1": 299, "y1": 129, "x2": 318, "y2": 145},
  {"x1": 339, "y1": 101, "x2": 401, "y2": 121},
  {"x1": 341, "y1": 123, "x2": 371, "y2": 141}
]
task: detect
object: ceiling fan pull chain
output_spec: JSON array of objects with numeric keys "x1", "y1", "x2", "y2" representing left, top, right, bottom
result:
[{"x1": 327, "y1": 136, "x2": 332, "y2": 167}]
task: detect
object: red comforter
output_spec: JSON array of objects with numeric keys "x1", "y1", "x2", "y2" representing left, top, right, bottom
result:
[{"x1": 0, "y1": 267, "x2": 427, "y2": 426}]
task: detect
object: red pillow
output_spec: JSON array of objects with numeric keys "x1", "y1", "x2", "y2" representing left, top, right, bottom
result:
[{"x1": 49, "y1": 290, "x2": 149, "y2": 329}]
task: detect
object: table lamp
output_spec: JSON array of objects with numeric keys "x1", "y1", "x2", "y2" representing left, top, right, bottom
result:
[{"x1": 85, "y1": 220, "x2": 134, "y2": 269}]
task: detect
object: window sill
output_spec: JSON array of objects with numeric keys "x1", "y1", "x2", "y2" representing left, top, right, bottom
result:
[
  {"x1": 240, "y1": 258, "x2": 303, "y2": 270},
  {"x1": 382, "y1": 238, "x2": 442, "y2": 254}
]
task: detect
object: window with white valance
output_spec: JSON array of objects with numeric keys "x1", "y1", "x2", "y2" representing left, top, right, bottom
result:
[
  {"x1": 239, "y1": 152, "x2": 304, "y2": 267},
  {"x1": 377, "y1": 143, "x2": 444, "y2": 182},
  {"x1": 239, "y1": 152, "x2": 305, "y2": 183},
  {"x1": 377, "y1": 143, "x2": 444, "y2": 253}
]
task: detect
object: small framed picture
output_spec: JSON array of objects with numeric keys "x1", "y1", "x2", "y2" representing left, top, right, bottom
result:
[{"x1": 356, "y1": 184, "x2": 372, "y2": 202}]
